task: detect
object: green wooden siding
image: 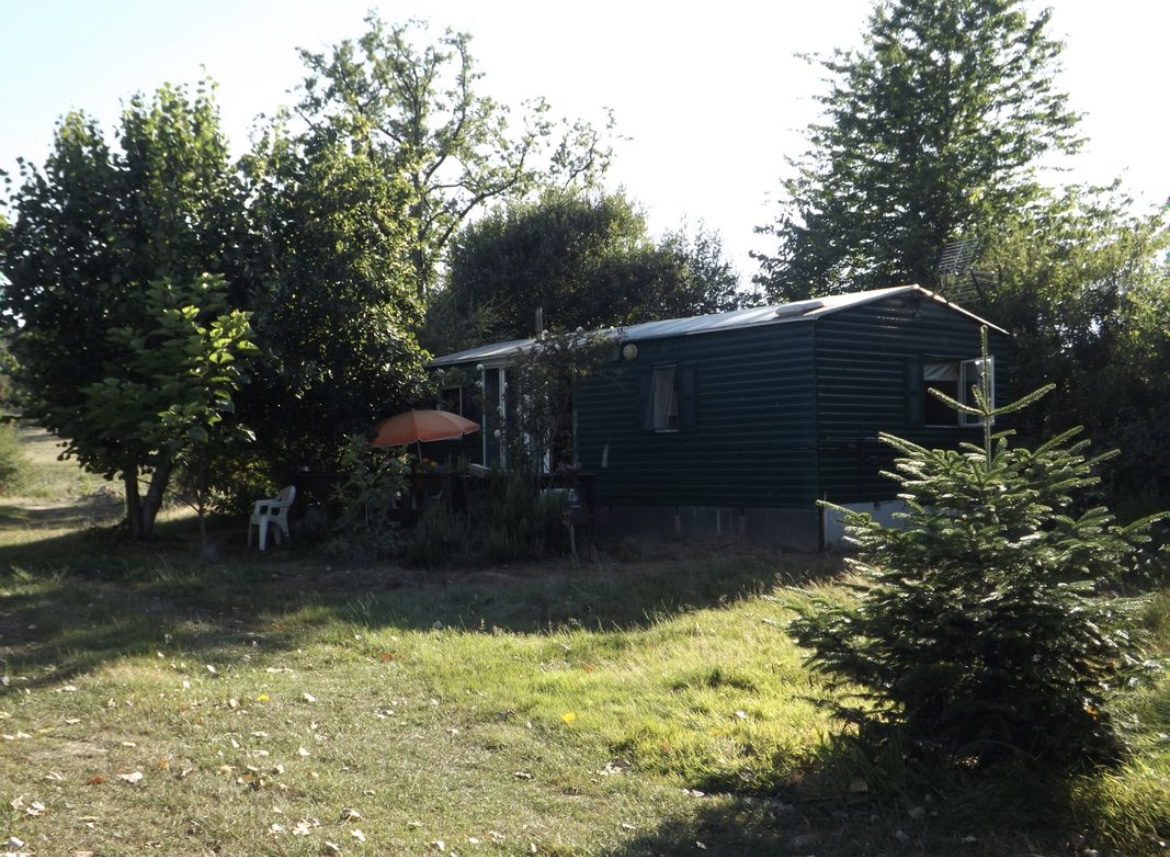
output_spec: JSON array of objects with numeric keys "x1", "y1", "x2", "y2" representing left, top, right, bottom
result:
[
  {"x1": 430, "y1": 289, "x2": 1009, "y2": 514},
  {"x1": 576, "y1": 322, "x2": 820, "y2": 508},
  {"x1": 813, "y1": 291, "x2": 1009, "y2": 503}
]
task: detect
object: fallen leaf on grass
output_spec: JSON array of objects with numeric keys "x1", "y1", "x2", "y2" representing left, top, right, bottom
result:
[
  {"x1": 302, "y1": 692, "x2": 317, "y2": 704},
  {"x1": 351, "y1": 830, "x2": 366, "y2": 842},
  {"x1": 340, "y1": 807, "x2": 363, "y2": 821},
  {"x1": 324, "y1": 842, "x2": 342, "y2": 854},
  {"x1": 118, "y1": 772, "x2": 144, "y2": 785},
  {"x1": 25, "y1": 801, "x2": 47, "y2": 817},
  {"x1": 292, "y1": 818, "x2": 320, "y2": 835},
  {"x1": 88, "y1": 776, "x2": 105, "y2": 786},
  {"x1": 600, "y1": 758, "x2": 631, "y2": 776}
]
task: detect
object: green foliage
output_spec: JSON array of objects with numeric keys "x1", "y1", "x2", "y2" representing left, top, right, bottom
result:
[
  {"x1": 83, "y1": 274, "x2": 256, "y2": 542},
  {"x1": 325, "y1": 435, "x2": 411, "y2": 561},
  {"x1": 968, "y1": 185, "x2": 1170, "y2": 516},
  {"x1": 239, "y1": 117, "x2": 430, "y2": 467},
  {"x1": 430, "y1": 189, "x2": 744, "y2": 350},
  {"x1": 749, "y1": 0, "x2": 1170, "y2": 527},
  {"x1": 789, "y1": 332, "x2": 1165, "y2": 769},
  {"x1": 496, "y1": 327, "x2": 613, "y2": 476},
  {"x1": 0, "y1": 82, "x2": 257, "y2": 540},
  {"x1": 402, "y1": 327, "x2": 608, "y2": 567},
  {"x1": 756, "y1": 0, "x2": 1080, "y2": 300},
  {"x1": 405, "y1": 470, "x2": 569, "y2": 567},
  {"x1": 297, "y1": 15, "x2": 612, "y2": 299},
  {"x1": 0, "y1": 421, "x2": 28, "y2": 494}
]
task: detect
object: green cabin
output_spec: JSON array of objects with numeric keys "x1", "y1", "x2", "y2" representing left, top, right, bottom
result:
[{"x1": 430, "y1": 285, "x2": 1010, "y2": 550}]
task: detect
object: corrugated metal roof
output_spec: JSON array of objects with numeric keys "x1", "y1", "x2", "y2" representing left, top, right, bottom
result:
[
  {"x1": 428, "y1": 285, "x2": 1007, "y2": 367},
  {"x1": 429, "y1": 337, "x2": 538, "y2": 368}
]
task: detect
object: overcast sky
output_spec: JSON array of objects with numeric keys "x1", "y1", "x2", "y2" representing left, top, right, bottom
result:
[{"x1": 2, "y1": 1, "x2": 1166, "y2": 280}]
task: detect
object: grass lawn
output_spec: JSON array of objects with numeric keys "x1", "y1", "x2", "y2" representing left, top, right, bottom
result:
[{"x1": 1, "y1": 429, "x2": 1167, "y2": 856}]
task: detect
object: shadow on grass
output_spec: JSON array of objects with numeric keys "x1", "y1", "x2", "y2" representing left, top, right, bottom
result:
[
  {"x1": 605, "y1": 738, "x2": 1169, "y2": 857},
  {"x1": 0, "y1": 511, "x2": 842, "y2": 692}
]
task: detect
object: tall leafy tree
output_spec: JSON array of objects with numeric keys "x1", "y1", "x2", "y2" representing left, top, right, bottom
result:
[
  {"x1": 84, "y1": 275, "x2": 256, "y2": 541},
  {"x1": 755, "y1": 0, "x2": 1081, "y2": 300},
  {"x1": 297, "y1": 15, "x2": 612, "y2": 299},
  {"x1": 426, "y1": 190, "x2": 744, "y2": 351},
  {"x1": 968, "y1": 185, "x2": 1170, "y2": 512},
  {"x1": 239, "y1": 118, "x2": 431, "y2": 468},
  {"x1": 0, "y1": 81, "x2": 254, "y2": 538}
]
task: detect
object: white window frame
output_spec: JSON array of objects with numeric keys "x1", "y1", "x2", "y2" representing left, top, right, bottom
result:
[
  {"x1": 959, "y1": 357, "x2": 994, "y2": 427},
  {"x1": 923, "y1": 356, "x2": 994, "y2": 427}
]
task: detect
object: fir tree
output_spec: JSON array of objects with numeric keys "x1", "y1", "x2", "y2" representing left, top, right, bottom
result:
[
  {"x1": 755, "y1": 0, "x2": 1081, "y2": 300},
  {"x1": 789, "y1": 330, "x2": 1163, "y2": 768}
]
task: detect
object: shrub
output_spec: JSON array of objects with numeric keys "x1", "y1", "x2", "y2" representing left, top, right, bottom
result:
[
  {"x1": 405, "y1": 471, "x2": 570, "y2": 567},
  {"x1": 0, "y1": 422, "x2": 28, "y2": 495},
  {"x1": 789, "y1": 330, "x2": 1165, "y2": 770},
  {"x1": 325, "y1": 435, "x2": 410, "y2": 561}
]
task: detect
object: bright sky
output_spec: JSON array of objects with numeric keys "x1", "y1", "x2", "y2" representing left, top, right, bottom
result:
[{"x1": 2, "y1": 1, "x2": 1166, "y2": 282}]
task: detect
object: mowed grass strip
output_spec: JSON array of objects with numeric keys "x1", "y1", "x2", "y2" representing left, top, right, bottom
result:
[
  {"x1": 0, "y1": 553, "x2": 829, "y2": 856},
  {"x1": 0, "y1": 434, "x2": 1166, "y2": 856}
]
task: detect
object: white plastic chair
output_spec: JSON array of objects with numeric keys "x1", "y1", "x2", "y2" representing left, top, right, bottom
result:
[{"x1": 248, "y1": 486, "x2": 296, "y2": 551}]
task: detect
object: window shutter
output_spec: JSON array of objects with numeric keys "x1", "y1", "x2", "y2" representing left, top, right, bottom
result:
[
  {"x1": 679, "y1": 364, "x2": 697, "y2": 431},
  {"x1": 638, "y1": 368, "x2": 653, "y2": 431},
  {"x1": 906, "y1": 357, "x2": 922, "y2": 425}
]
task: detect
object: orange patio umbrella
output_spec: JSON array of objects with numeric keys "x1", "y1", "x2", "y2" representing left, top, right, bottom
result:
[{"x1": 371, "y1": 409, "x2": 481, "y2": 448}]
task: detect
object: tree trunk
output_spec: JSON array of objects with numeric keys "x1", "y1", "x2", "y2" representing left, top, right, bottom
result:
[
  {"x1": 123, "y1": 471, "x2": 143, "y2": 536},
  {"x1": 122, "y1": 456, "x2": 174, "y2": 541}
]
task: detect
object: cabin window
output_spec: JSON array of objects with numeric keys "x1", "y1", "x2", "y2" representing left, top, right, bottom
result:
[
  {"x1": 639, "y1": 363, "x2": 696, "y2": 432},
  {"x1": 440, "y1": 385, "x2": 464, "y2": 416},
  {"x1": 923, "y1": 357, "x2": 994, "y2": 426},
  {"x1": 651, "y1": 365, "x2": 680, "y2": 431}
]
